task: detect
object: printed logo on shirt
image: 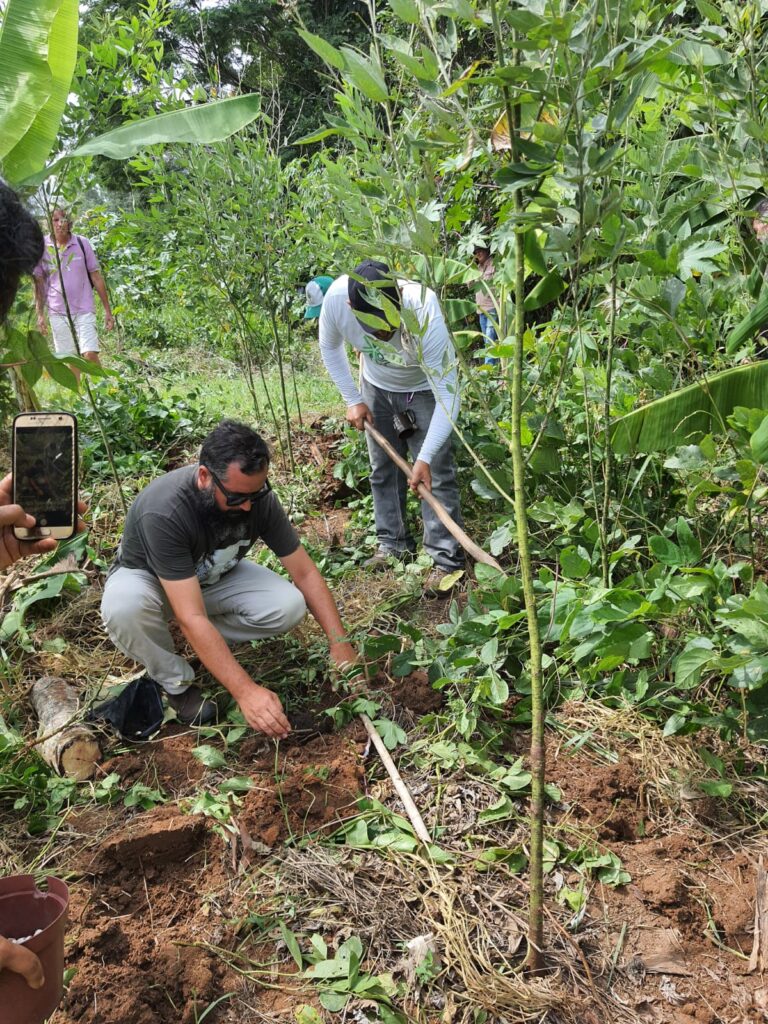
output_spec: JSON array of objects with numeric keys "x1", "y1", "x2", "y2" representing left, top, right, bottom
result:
[
  {"x1": 195, "y1": 539, "x2": 251, "y2": 585},
  {"x1": 359, "y1": 330, "x2": 411, "y2": 368}
]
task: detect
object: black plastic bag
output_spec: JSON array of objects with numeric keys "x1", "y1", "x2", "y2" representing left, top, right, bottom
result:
[{"x1": 88, "y1": 676, "x2": 164, "y2": 741}]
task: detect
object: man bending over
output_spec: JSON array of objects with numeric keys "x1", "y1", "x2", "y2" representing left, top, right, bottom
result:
[{"x1": 101, "y1": 420, "x2": 357, "y2": 737}]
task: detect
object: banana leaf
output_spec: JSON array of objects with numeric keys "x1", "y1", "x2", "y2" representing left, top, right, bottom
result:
[
  {"x1": 725, "y1": 291, "x2": 768, "y2": 354},
  {"x1": 610, "y1": 362, "x2": 768, "y2": 454},
  {"x1": 0, "y1": 0, "x2": 79, "y2": 183},
  {"x1": 19, "y1": 94, "x2": 263, "y2": 186}
]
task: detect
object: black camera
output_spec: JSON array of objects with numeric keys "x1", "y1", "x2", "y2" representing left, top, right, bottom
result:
[{"x1": 392, "y1": 408, "x2": 417, "y2": 439}]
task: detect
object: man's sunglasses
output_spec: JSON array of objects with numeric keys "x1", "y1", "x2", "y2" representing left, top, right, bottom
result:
[{"x1": 204, "y1": 466, "x2": 271, "y2": 507}]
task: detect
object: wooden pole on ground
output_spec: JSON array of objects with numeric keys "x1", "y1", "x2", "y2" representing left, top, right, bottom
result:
[
  {"x1": 30, "y1": 676, "x2": 102, "y2": 781},
  {"x1": 358, "y1": 420, "x2": 507, "y2": 846},
  {"x1": 363, "y1": 422, "x2": 505, "y2": 573},
  {"x1": 359, "y1": 712, "x2": 432, "y2": 846}
]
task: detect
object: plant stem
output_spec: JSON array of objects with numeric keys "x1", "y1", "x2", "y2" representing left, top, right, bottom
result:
[
  {"x1": 489, "y1": 0, "x2": 545, "y2": 972},
  {"x1": 601, "y1": 271, "x2": 618, "y2": 587}
]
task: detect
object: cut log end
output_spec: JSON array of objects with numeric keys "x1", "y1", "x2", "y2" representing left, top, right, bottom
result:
[
  {"x1": 31, "y1": 675, "x2": 102, "y2": 780},
  {"x1": 60, "y1": 735, "x2": 103, "y2": 781}
]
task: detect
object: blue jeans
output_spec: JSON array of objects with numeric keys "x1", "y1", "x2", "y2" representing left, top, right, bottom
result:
[
  {"x1": 361, "y1": 379, "x2": 464, "y2": 570},
  {"x1": 479, "y1": 313, "x2": 499, "y2": 365}
]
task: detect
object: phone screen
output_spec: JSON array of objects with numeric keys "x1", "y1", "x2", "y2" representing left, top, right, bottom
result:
[{"x1": 14, "y1": 425, "x2": 74, "y2": 527}]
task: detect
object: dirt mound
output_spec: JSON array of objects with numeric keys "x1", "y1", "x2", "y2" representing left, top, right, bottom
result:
[
  {"x1": 551, "y1": 749, "x2": 640, "y2": 840},
  {"x1": 237, "y1": 732, "x2": 365, "y2": 848},
  {"x1": 61, "y1": 806, "x2": 233, "y2": 1024},
  {"x1": 92, "y1": 806, "x2": 207, "y2": 868},
  {"x1": 64, "y1": 930, "x2": 224, "y2": 1024},
  {"x1": 598, "y1": 831, "x2": 765, "y2": 1022},
  {"x1": 373, "y1": 669, "x2": 444, "y2": 717},
  {"x1": 99, "y1": 729, "x2": 206, "y2": 795}
]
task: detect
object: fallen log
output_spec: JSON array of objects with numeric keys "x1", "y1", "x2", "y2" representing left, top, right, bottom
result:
[{"x1": 30, "y1": 676, "x2": 102, "y2": 781}]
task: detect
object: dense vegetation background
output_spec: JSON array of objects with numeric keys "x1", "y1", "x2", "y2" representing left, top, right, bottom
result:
[{"x1": 1, "y1": 0, "x2": 768, "y2": 1020}]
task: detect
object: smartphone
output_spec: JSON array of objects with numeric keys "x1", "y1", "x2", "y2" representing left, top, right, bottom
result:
[{"x1": 12, "y1": 412, "x2": 78, "y2": 541}]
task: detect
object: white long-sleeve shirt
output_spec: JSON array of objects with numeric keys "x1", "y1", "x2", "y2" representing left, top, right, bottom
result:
[{"x1": 318, "y1": 276, "x2": 460, "y2": 465}]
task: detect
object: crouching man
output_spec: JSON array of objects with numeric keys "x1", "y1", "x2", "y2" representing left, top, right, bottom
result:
[{"x1": 101, "y1": 420, "x2": 357, "y2": 738}]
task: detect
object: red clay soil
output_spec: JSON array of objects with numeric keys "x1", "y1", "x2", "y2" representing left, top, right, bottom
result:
[
  {"x1": 381, "y1": 668, "x2": 444, "y2": 716},
  {"x1": 549, "y1": 748, "x2": 767, "y2": 1024},
  {"x1": 61, "y1": 805, "x2": 232, "y2": 1024},
  {"x1": 55, "y1": 721, "x2": 367, "y2": 1024},
  {"x1": 45, "y1": 685, "x2": 765, "y2": 1024},
  {"x1": 235, "y1": 730, "x2": 366, "y2": 849},
  {"x1": 98, "y1": 728, "x2": 206, "y2": 796}
]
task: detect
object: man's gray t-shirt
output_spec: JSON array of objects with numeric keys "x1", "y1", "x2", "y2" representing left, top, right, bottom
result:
[{"x1": 115, "y1": 465, "x2": 300, "y2": 584}]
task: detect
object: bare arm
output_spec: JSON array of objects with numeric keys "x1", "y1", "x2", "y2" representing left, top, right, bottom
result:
[
  {"x1": 159, "y1": 575, "x2": 291, "y2": 738},
  {"x1": 33, "y1": 276, "x2": 48, "y2": 334},
  {"x1": 90, "y1": 270, "x2": 114, "y2": 329},
  {"x1": 279, "y1": 546, "x2": 357, "y2": 668}
]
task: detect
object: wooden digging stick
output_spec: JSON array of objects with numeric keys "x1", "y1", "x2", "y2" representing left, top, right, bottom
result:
[
  {"x1": 359, "y1": 712, "x2": 432, "y2": 846},
  {"x1": 363, "y1": 421, "x2": 505, "y2": 573}
]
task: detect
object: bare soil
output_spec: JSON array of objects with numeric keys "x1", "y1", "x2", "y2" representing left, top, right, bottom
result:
[
  {"x1": 13, "y1": 426, "x2": 765, "y2": 1024},
  {"x1": 547, "y1": 748, "x2": 767, "y2": 1024}
]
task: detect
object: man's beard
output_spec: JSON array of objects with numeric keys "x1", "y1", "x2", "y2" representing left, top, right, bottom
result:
[{"x1": 195, "y1": 483, "x2": 250, "y2": 540}]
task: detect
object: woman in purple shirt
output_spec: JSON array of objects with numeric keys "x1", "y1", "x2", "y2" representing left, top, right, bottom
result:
[{"x1": 33, "y1": 208, "x2": 114, "y2": 380}]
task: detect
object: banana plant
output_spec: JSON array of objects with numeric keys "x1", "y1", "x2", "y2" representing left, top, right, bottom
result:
[
  {"x1": 0, "y1": 0, "x2": 262, "y2": 189},
  {"x1": 611, "y1": 363, "x2": 768, "y2": 454},
  {"x1": 0, "y1": 0, "x2": 79, "y2": 184}
]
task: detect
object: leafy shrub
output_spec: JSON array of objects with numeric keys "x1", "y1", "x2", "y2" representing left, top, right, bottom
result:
[{"x1": 74, "y1": 368, "x2": 214, "y2": 478}]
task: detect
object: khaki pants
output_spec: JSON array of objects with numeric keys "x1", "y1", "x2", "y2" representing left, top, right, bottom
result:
[{"x1": 101, "y1": 561, "x2": 306, "y2": 692}]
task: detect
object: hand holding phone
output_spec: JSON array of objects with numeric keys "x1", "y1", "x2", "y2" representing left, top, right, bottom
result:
[
  {"x1": 0, "y1": 476, "x2": 56, "y2": 568},
  {"x1": 11, "y1": 412, "x2": 78, "y2": 543}
]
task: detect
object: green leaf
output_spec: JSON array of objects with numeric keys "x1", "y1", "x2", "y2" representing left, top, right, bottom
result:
[
  {"x1": 191, "y1": 745, "x2": 228, "y2": 769},
  {"x1": 0, "y1": 0, "x2": 79, "y2": 183},
  {"x1": 750, "y1": 415, "x2": 768, "y2": 464},
  {"x1": 293, "y1": 126, "x2": 344, "y2": 146},
  {"x1": 306, "y1": 958, "x2": 350, "y2": 980},
  {"x1": 389, "y1": 0, "x2": 420, "y2": 23},
  {"x1": 439, "y1": 569, "x2": 464, "y2": 592},
  {"x1": 340, "y1": 47, "x2": 389, "y2": 102},
  {"x1": 728, "y1": 657, "x2": 768, "y2": 690},
  {"x1": 649, "y1": 535, "x2": 683, "y2": 567},
  {"x1": 478, "y1": 795, "x2": 516, "y2": 824},
  {"x1": 726, "y1": 291, "x2": 768, "y2": 354},
  {"x1": 296, "y1": 29, "x2": 346, "y2": 70},
  {"x1": 611, "y1": 363, "x2": 768, "y2": 454},
  {"x1": 474, "y1": 847, "x2": 528, "y2": 873},
  {"x1": 675, "y1": 517, "x2": 701, "y2": 564},
  {"x1": 444, "y1": 298, "x2": 478, "y2": 323},
  {"x1": 296, "y1": 1006, "x2": 325, "y2": 1024},
  {"x1": 218, "y1": 776, "x2": 254, "y2": 793},
  {"x1": 26, "y1": 94, "x2": 263, "y2": 185},
  {"x1": 698, "y1": 780, "x2": 732, "y2": 798},
  {"x1": 524, "y1": 269, "x2": 566, "y2": 311},
  {"x1": 279, "y1": 923, "x2": 304, "y2": 971},
  {"x1": 318, "y1": 992, "x2": 348, "y2": 1012},
  {"x1": 663, "y1": 712, "x2": 688, "y2": 736},
  {"x1": 479, "y1": 638, "x2": 499, "y2": 665},
  {"x1": 560, "y1": 545, "x2": 591, "y2": 579},
  {"x1": 673, "y1": 638, "x2": 715, "y2": 689},
  {"x1": 372, "y1": 718, "x2": 407, "y2": 750}
]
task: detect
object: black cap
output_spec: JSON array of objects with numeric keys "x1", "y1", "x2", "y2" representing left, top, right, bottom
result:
[{"x1": 348, "y1": 260, "x2": 401, "y2": 330}]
